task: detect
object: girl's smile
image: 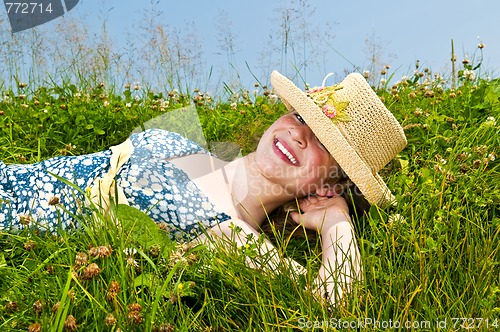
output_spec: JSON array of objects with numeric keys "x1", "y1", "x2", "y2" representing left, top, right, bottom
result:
[{"x1": 273, "y1": 138, "x2": 299, "y2": 166}]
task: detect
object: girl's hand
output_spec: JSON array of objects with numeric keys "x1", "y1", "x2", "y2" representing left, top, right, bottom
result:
[{"x1": 289, "y1": 195, "x2": 350, "y2": 233}]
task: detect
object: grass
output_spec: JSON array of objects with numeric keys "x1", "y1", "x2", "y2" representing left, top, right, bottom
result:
[{"x1": 0, "y1": 58, "x2": 499, "y2": 331}]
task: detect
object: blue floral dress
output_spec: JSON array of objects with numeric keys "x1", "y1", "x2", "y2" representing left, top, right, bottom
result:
[{"x1": 0, "y1": 129, "x2": 231, "y2": 239}]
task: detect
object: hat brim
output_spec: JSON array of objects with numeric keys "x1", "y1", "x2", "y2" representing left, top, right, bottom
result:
[{"x1": 271, "y1": 70, "x2": 396, "y2": 206}]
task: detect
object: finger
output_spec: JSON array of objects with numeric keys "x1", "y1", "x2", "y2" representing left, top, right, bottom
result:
[
  {"x1": 290, "y1": 211, "x2": 301, "y2": 224},
  {"x1": 315, "y1": 195, "x2": 335, "y2": 201},
  {"x1": 297, "y1": 196, "x2": 319, "y2": 211},
  {"x1": 299, "y1": 196, "x2": 333, "y2": 212}
]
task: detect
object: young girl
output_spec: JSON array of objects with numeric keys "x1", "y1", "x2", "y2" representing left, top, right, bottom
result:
[{"x1": 0, "y1": 70, "x2": 407, "y2": 305}]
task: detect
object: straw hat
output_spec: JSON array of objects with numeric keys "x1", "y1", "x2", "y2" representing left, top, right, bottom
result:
[{"x1": 270, "y1": 70, "x2": 407, "y2": 206}]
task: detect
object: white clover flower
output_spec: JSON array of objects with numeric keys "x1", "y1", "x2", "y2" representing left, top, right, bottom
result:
[
  {"x1": 388, "y1": 214, "x2": 406, "y2": 225},
  {"x1": 269, "y1": 94, "x2": 278, "y2": 104},
  {"x1": 463, "y1": 69, "x2": 475, "y2": 80},
  {"x1": 485, "y1": 116, "x2": 496, "y2": 125},
  {"x1": 126, "y1": 102, "x2": 132, "y2": 108},
  {"x1": 123, "y1": 248, "x2": 137, "y2": 256},
  {"x1": 488, "y1": 153, "x2": 496, "y2": 161},
  {"x1": 126, "y1": 256, "x2": 139, "y2": 268}
]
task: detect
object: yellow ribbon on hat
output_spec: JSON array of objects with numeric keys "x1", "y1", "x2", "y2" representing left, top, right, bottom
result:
[
  {"x1": 88, "y1": 139, "x2": 133, "y2": 212},
  {"x1": 306, "y1": 72, "x2": 351, "y2": 123}
]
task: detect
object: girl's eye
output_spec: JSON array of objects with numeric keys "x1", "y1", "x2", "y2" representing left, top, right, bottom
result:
[{"x1": 295, "y1": 113, "x2": 306, "y2": 125}]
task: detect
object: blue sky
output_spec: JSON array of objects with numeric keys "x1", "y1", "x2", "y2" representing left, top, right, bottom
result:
[{"x1": 7, "y1": 0, "x2": 500, "y2": 89}]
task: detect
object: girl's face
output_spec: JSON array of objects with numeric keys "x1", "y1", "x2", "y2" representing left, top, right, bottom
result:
[{"x1": 254, "y1": 111, "x2": 341, "y2": 197}]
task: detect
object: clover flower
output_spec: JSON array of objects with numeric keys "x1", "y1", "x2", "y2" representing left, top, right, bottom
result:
[
  {"x1": 126, "y1": 256, "x2": 139, "y2": 268},
  {"x1": 128, "y1": 303, "x2": 143, "y2": 325},
  {"x1": 485, "y1": 116, "x2": 496, "y2": 126},
  {"x1": 81, "y1": 263, "x2": 101, "y2": 280},
  {"x1": 105, "y1": 313, "x2": 117, "y2": 326},
  {"x1": 269, "y1": 93, "x2": 278, "y2": 104},
  {"x1": 169, "y1": 243, "x2": 197, "y2": 268},
  {"x1": 75, "y1": 252, "x2": 88, "y2": 267},
  {"x1": 33, "y1": 300, "x2": 43, "y2": 315},
  {"x1": 28, "y1": 323, "x2": 41, "y2": 332},
  {"x1": 25, "y1": 240, "x2": 36, "y2": 251},
  {"x1": 123, "y1": 247, "x2": 137, "y2": 256},
  {"x1": 89, "y1": 245, "x2": 113, "y2": 258},
  {"x1": 388, "y1": 214, "x2": 406, "y2": 225},
  {"x1": 149, "y1": 244, "x2": 161, "y2": 258},
  {"x1": 48, "y1": 196, "x2": 60, "y2": 206},
  {"x1": 19, "y1": 214, "x2": 32, "y2": 225},
  {"x1": 463, "y1": 69, "x2": 475, "y2": 80},
  {"x1": 64, "y1": 314, "x2": 78, "y2": 331},
  {"x1": 5, "y1": 301, "x2": 18, "y2": 313},
  {"x1": 152, "y1": 323, "x2": 175, "y2": 332},
  {"x1": 106, "y1": 280, "x2": 121, "y2": 302}
]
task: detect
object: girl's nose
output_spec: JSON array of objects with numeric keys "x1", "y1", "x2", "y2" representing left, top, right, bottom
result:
[{"x1": 289, "y1": 125, "x2": 312, "y2": 148}]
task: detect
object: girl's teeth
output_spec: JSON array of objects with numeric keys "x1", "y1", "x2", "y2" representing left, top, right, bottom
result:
[{"x1": 276, "y1": 141, "x2": 297, "y2": 164}]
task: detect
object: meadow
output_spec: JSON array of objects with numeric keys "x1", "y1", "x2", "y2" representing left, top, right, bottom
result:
[{"x1": 0, "y1": 32, "x2": 499, "y2": 332}]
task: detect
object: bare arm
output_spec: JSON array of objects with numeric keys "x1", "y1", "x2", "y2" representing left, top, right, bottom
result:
[
  {"x1": 196, "y1": 217, "x2": 306, "y2": 274},
  {"x1": 290, "y1": 195, "x2": 363, "y2": 305},
  {"x1": 316, "y1": 220, "x2": 362, "y2": 305}
]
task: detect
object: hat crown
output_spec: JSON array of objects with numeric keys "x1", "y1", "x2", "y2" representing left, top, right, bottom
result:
[{"x1": 334, "y1": 73, "x2": 406, "y2": 173}]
